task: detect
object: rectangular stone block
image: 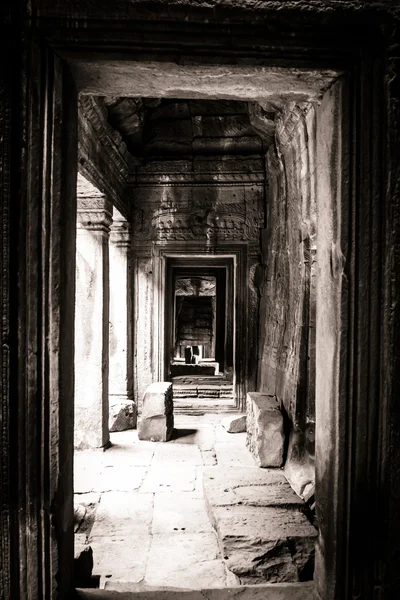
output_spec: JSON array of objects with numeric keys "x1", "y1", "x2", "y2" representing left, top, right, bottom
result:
[
  {"x1": 138, "y1": 382, "x2": 174, "y2": 442},
  {"x1": 246, "y1": 392, "x2": 285, "y2": 467},
  {"x1": 170, "y1": 362, "x2": 219, "y2": 376}
]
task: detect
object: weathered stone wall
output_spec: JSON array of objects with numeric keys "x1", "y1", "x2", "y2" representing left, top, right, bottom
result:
[
  {"x1": 259, "y1": 103, "x2": 316, "y2": 421},
  {"x1": 258, "y1": 102, "x2": 317, "y2": 494}
]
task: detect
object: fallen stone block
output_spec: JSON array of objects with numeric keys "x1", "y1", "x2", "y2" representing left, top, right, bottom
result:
[
  {"x1": 203, "y1": 466, "x2": 316, "y2": 583},
  {"x1": 246, "y1": 392, "x2": 285, "y2": 467},
  {"x1": 138, "y1": 382, "x2": 174, "y2": 442},
  {"x1": 211, "y1": 504, "x2": 317, "y2": 584},
  {"x1": 109, "y1": 398, "x2": 137, "y2": 432},
  {"x1": 222, "y1": 414, "x2": 246, "y2": 433}
]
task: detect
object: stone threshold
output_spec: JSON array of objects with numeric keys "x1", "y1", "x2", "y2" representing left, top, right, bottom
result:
[{"x1": 76, "y1": 582, "x2": 316, "y2": 600}]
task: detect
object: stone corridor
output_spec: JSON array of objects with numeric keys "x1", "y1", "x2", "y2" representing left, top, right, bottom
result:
[{"x1": 74, "y1": 414, "x2": 316, "y2": 591}]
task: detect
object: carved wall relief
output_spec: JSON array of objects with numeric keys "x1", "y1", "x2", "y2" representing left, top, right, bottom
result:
[{"x1": 131, "y1": 179, "x2": 265, "y2": 409}]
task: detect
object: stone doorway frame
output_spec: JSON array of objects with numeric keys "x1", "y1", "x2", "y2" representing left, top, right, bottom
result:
[
  {"x1": 2, "y1": 7, "x2": 400, "y2": 600},
  {"x1": 160, "y1": 251, "x2": 242, "y2": 408}
]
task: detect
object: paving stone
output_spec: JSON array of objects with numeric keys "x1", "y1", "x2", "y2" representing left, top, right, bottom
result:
[
  {"x1": 210, "y1": 505, "x2": 317, "y2": 583},
  {"x1": 214, "y1": 426, "x2": 247, "y2": 444},
  {"x1": 246, "y1": 393, "x2": 285, "y2": 467},
  {"x1": 89, "y1": 535, "x2": 151, "y2": 583},
  {"x1": 201, "y1": 449, "x2": 218, "y2": 466},
  {"x1": 138, "y1": 382, "x2": 174, "y2": 442},
  {"x1": 152, "y1": 443, "x2": 203, "y2": 466},
  {"x1": 89, "y1": 492, "x2": 153, "y2": 537},
  {"x1": 221, "y1": 414, "x2": 247, "y2": 433},
  {"x1": 140, "y1": 465, "x2": 197, "y2": 493},
  {"x1": 203, "y1": 467, "x2": 304, "y2": 509},
  {"x1": 95, "y1": 466, "x2": 148, "y2": 492},
  {"x1": 152, "y1": 493, "x2": 214, "y2": 534},
  {"x1": 214, "y1": 443, "x2": 256, "y2": 467},
  {"x1": 145, "y1": 533, "x2": 226, "y2": 588},
  {"x1": 170, "y1": 426, "x2": 215, "y2": 450},
  {"x1": 103, "y1": 443, "x2": 155, "y2": 468},
  {"x1": 110, "y1": 430, "x2": 141, "y2": 445}
]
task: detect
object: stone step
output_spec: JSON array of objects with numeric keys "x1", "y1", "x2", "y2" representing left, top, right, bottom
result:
[
  {"x1": 203, "y1": 466, "x2": 317, "y2": 584},
  {"x1": 77, "y1": 582, "x2": 315, "y2": 599}
]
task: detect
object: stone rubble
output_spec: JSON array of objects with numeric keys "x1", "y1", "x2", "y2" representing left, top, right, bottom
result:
[
  {"x1": 222, "y1": 414, "x2": 247, "y2": 433},
  {"x1": 109, "y1": 399, "x2": 137, "y2": 432}
]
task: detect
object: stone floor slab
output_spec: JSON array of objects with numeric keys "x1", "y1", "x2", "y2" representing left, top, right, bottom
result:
[
  {"x1": 214, "y1": 443, "x2": 256, "y2": 467},
  {"x1": 140, "y1": 464, "x2": 197, "y2": 493},
  {"x1": 203, "y1": 467, "x2": 304, "y2": 509},
  {"x1": 152, "y1": 493, "x2": 214, "y2": 534},
  {"x1": 95, "y1": 466, "x2": 148, "y2": 492},
  {"x1": 170, "y1": 426, "x2": 215, "y2": 450},
  {"x1": 152, "y1": 443, "x2": 203, "y2": 466},
  {"x1": 103, "y1": 444, "x2": 155, "y2": 467},
  {"x1": 214, "y1": 426, "x2": 247, "y2": 444},
  {"x1": 89, "y1": 492, "x2": 153, "y2": 537},
  {"x1": 90, "y1": 535, "x2": 151, "y2": 584},
  {"x1": 145, "y1": 533, "x2": 225, "y2": 588}
]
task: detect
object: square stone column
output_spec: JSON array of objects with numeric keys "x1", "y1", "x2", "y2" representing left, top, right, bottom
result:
[
  {"x1": 109, "y1": 213, "x2": 136, "y2": 431},
  {"x1": 74, "y1": 192, "x2": 112, "y2": 448}
]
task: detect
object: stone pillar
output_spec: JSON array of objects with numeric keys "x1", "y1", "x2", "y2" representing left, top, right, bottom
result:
[
  {"x1": 74, "y1": 192, "x2": 112, "y2": 448},
  {"x1": 108, "y1": 212, "x2": 136, "y2": 431}
]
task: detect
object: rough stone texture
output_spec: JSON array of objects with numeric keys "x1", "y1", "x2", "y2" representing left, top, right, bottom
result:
[
  {"x1": 109, "y1": 400, "x2": 137, "y2": 432},
  {"x1": 258, "y1": 103, "x2": 316, "y2": 425},
  {"x1": 257, "y1": 102, "x2": 316, "y2": 498},
  {"x1": 203, "y1": 466, "x2": 316, "y2": 583},
  {"x1": 246, "y1": 393, "x2": 285, "y2": 467},
  {"x1": 138, "y1": 382, "x2": 174, "y2": 442},
  {"x1": 222, "y1": 414, "x2": 246, "y2": 433},
  {"x1": 212, "y1": 505, "x2": 317, "y2": 584}
]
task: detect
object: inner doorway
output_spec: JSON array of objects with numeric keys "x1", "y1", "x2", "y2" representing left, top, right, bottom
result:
[{"x1": 166, "y1": 260, "x2": 235, "y2": 411}]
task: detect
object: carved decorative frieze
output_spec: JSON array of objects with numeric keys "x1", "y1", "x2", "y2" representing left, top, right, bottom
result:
[
  {"x1": 130, "y1": 183, "x2": 265, "y2": 244},
  {"x1": 78, "y1": 96, "x2": 133, "y2": 218}
]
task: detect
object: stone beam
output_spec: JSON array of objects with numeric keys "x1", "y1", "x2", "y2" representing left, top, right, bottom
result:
[
  {"x1": 78, "y1": 95, "x2": 133, "y2": 220},
  {"x1": 70, "y1": 60, "x2": 341, "y2": 102}
]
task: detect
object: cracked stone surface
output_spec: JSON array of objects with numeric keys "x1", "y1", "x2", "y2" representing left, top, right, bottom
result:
[
  {"x1": 203, "y1": 468, "x2": 317, "y2": 584},
  {"x1": 74, "y1": 414, "x2": 315, "y2": 589}
]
